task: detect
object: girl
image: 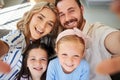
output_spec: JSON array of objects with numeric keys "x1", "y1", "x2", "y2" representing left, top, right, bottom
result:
[
  {"x1": 0, "y1": 1, "x2": 58, "y2": 79},
  {"x1": 16, "y1": 41, "x2": 53, "y2": 80},
  {"x1": 46, "y1": 28, "x2": 89, "y2": 80}
]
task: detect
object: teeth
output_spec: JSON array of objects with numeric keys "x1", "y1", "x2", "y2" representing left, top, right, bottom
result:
[
  {"x1": 34, "y1": 67, "x2": 43, "y2": 71},
  {"x1": 36, "y1": 28, "x2": 43, "y2": 34}
]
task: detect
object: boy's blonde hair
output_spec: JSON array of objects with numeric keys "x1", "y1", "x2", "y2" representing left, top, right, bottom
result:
[{"x1": 17, "y1": 1, "x2": 58, "y2": 45}]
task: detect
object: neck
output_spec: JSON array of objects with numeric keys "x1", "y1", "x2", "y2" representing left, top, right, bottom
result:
[
  {"x1": 79, "y1": 19, "x2": 86, "y2": 30},
  {"x1": 32, "y1": 75, "x2": 41, "y2": 80}
]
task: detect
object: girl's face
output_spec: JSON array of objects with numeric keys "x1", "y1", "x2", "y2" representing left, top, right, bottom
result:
[
  {"x1": 27, "y1": 48, "x2": 48, "y2": 78},
  {"x1": 57, "y1": 41, "x2": 84, "y2": 73},
  {"x1": 29, "y1": 8, "x2": 56, "y2": 40}
]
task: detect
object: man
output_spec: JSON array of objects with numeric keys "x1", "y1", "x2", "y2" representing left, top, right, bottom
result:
[{"x1": 55, "y1": 0, "x2": 120, "y2": 80}]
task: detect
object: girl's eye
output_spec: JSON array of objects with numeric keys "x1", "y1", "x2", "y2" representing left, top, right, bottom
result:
[
  {"x1": 41, "y1": 58, "x2": 47, "y2": 61},
  {"x1": 31, "y1": 58, "x2": 35, "y2": 61},
  {"x1": 62, "y1": 54, "x2": 67, "y2": 57}
]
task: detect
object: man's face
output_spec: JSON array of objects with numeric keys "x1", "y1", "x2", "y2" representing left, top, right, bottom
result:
[{"x1": 57, "y1": 0, "x2": 84, "y2": 29}]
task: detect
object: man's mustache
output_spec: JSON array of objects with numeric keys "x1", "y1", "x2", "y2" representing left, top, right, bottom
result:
[{"x1": 64, "y1": 18, "x2": 78, "y2": 26}]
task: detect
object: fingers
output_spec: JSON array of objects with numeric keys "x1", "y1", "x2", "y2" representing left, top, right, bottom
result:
[
  {"x1": 0, "y1": 61, "x2": 11, "y2": 73},
  {"x1": 96, "y1": 57, "x2": 120, "y2": 75}
]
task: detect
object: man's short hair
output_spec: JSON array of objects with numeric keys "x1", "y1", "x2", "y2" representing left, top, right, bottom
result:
[{"x1": 55, "y1": 0, "x2": 81, "y2": 7}]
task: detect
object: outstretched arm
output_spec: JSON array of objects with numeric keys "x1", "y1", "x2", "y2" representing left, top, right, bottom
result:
[
  {"x1": 0, "y1": 40, "x2": 9, "y2": 57},
  {"x1": 96, "y1": 31, "x2": 120, "y2": 74},
  {"x1": 0, "y1": 60, "x2": 11, "y2": 73}
]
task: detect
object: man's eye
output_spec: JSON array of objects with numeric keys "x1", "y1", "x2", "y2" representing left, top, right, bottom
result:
[
  {"x1": 59, "y1": 14, "x2": 64, "y2": 17},
  {"x1": 69, "y1": 9, "x2": 75, "y2": 13}
]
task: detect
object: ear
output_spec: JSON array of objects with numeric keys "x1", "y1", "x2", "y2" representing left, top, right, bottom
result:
[
  {"x1": 55, "y1": 47, "x2": 58, "y2": 55},
  {"x1": 55, "y1": 47, "x2": 57, "y2": 53},
  {"x1": 80, "y1": 5, "x2": 84, "y2": 14}
]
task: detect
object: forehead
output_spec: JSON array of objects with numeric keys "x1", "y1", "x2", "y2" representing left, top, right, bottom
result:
[
  {"x1": 38, "y1": 8, "x2": 56, "y2": 21},
  {"x1": 57, "y1": 0, "x2": 78, "y2": 12},
  {"x1": 29, "y1": 48, "x2": 47, "y2": 57}
]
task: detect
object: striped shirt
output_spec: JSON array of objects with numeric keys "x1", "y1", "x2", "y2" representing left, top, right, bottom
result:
[{"x1": 0, "y1": 30, "x2": 26, "y2": 80}]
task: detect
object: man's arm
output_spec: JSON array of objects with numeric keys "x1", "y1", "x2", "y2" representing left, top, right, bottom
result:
[
  {"x1": 0, "y1": 40, "x2": 9, "y2": 57},
  {"x1": 105, "y1": 31, "x2": 120, "y2": 55},
  {"x1": 96, "y1": 31, "x2": 120, "y2": 74}
]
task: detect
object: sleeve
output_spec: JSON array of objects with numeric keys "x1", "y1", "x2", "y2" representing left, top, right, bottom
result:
[
  {"x1": 0, "y1": 30, "x2": 26, "y2": 52},
  {"x1": 46, "y1": 60, "x2": 56, "y2": 80},
  {"x1": 0, "y1": 30, "x2": 26, "y2": 48},
  {"x1": 92, "y1": 22, "x2": 118, "y2": 58},
  {"x1": 81, "y1": 60, "x2": 90, "y2": 80}
]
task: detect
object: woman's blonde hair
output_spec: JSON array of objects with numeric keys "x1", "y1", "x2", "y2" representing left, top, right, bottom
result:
[{"x1": 17, "y1": 1, "x2": 58, "y2": 45}]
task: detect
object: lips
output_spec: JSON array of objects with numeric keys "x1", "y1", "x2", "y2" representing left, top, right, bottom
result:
[
  {"x1": 35, "y1": 27, "x2": 44, "y2": 35},
  {"x1": 33, "y1": 67, "x2": 43, "y2": 71},
  {"x1": 64, "y1": 19, "x2": 78, "y2": 27}
]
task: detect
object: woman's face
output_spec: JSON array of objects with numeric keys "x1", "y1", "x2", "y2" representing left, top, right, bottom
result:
[
  {"x1": 29, "y1": 8, "x2": 56, "y2": 40},
  {"x1": 27, "y1": 48, "x2": 48, "y2": 78}
]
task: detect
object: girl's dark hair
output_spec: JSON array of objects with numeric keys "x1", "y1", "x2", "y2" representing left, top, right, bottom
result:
[
  {"x1": 55, "y1": 0, "x2": 81, "y2": 7},
  {"x1": 16, "y1": 35, "x2": 55, "y2": 80}
]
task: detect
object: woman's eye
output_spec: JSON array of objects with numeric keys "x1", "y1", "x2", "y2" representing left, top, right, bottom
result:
[
  {"x1": 38, "y1": 16, "x2": 43, "y2": 20},
  {"x1": 48, "y1": 23, "x2": 54, "y2": 27}
]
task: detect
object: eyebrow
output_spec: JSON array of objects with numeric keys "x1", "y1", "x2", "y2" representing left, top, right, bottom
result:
[
  {"x1": 58, "y1": 7, "x2": 74, "y2": 15},
  {"x1": 39, "y1": 13, "x2": 55, "y2": 24},
  {"x1": 68, "y1": 7, "x2": 74, "y2": 11},
  {"x1": 39, "y1": 13, "x2": 45, "y2": 18}
]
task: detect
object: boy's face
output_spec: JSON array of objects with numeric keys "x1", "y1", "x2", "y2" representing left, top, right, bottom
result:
[
  {"x1": 27, "y1": 48, "x2": 48, "y2": 77},
  {"x1": 57, "y1": 41, "x2": 84, "y2": 73}
]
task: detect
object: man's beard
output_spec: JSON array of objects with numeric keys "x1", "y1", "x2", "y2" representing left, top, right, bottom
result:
[{"x1": 63, "y1": 16, "x2": 84, "y2": 30}]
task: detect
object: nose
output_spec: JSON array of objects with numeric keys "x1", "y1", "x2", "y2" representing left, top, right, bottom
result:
[
  {"x1": 38, "y1": 22, "x2": 46, "y2": 31},
  {"x1": 66, "y1": 57, "x2": 73, "y2": 66},
  {"x1": 35, "y1": 60, "x2": 42, "y2": 66},
  {"x1": 65, "y1": 13, "x2": 71, "y2": 22}
]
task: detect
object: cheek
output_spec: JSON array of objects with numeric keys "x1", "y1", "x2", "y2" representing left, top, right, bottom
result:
[
  {"x1": 74, "y1": 59, "x2": 81, "y2": 66},
  {"x1": 42, "y1": 62, "x2": 48, "y2": 69}
]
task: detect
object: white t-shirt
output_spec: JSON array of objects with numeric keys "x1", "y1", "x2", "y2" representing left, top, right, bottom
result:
[{"x1": 83, "y1": 22, "x2": 118, "y2": 80}]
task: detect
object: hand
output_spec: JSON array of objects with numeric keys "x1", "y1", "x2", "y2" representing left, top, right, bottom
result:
[
  {"x1": 0, "y1": 61, "x2": 11, "y2": 73},
  {"x1": 96, "y1": 56, "x2": 120, "y2": 75}
]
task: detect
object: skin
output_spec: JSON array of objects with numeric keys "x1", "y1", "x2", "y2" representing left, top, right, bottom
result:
[
  {"x1": 56, "y1": 41, "x2": 84, "y2": 73},
  {"x1": 56, "y1": 0, "x2": 120, "y2": 74},
  {"x1": 0, "y1": 7, "x2": 56, "y2": 73},
  {"x1": 110, "y1": 0, "x2": 120, "y2": 18},
  {"x1": 96, "y1": 0, "x2": 120, "y2": 74},
  {"x1": 27, "y1": 48, "x2": 48, "y2": 80},
  {"x1": 57, "y1": 0, "x2": 85, "y2": 30},
  {"x1": 29, "y1": 8, "x2": 56, "y2": 41}
]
